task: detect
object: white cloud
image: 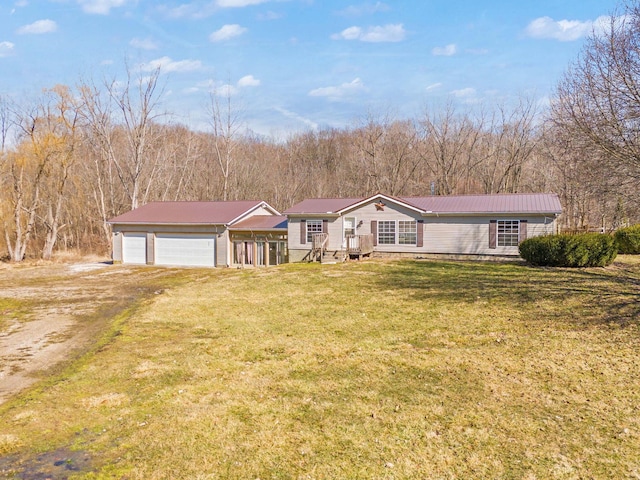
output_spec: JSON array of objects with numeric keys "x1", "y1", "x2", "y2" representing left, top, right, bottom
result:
[
  {"x1": 238, "y1": 75, "x2": 260, "y2": 87},
  {"x1": 0, "y1": 41, "x2": 15, "y2": 57},
  {"x1": 258, "y1": 11, "x2": 282, "y2": 20},
  {"x1": 337, "y1": 2, "x2": 390, "y2": 17},
  {"x1": 216, "y1": 0, "x2": 268, "y2": 7},
  {"x1": 309, "y1": 78, "x2": 365, "y2": 100},
  {"x1": 425, "y1": 83, "x2": 442, "y2": 91},
  {"x1": 76, "y1": 0, "x2": 130, "y2": 15},
  {"x1": 331, "y1": 23, "x2": 405, "y2": 42},
  {"x1": 524, "y1": 16, "x2": 598, "y2": 41},
  {"x1": 217, "y1": 84, "x2": 239, "y2": 97},
  {"x1": 141, "y1": 56, "x2": 202, "y2": 73},
  {"x1": 432, "y1": 43, "x2": 457, "y2": 56},
  {"x1": 275, "y1": 106, "x2": 318, "y2": 130},
  {"x1": 209, "y1": 24, "x2": 247, "y2": 42},
  {"x1": 130, "y1": 37, "x2": 158, "y2": 50},
  {"x1": 17, "y1": 19, "x2": 57, "y2": 34},
  {"x1": 451, "y1": 87, "x2": 476, "y2": 98}
]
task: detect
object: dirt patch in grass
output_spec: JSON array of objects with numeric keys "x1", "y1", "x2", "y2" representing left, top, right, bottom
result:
[
  {"x1": 0, "y1": 260, "x2": 207, "y2": 404},
  {"x1": 0, "y1": 447, "x2": 93, "y2": 479}
]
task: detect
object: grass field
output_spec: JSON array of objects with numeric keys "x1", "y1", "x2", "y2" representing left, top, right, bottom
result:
[{"x1": 1, "y1": 258, "x2": 639, "y2": 479}]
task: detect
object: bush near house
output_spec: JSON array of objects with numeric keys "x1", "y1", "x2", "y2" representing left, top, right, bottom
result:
[
  {"x1": 519, "y1": 233, "x2": 617, "y2": 267},
  {"x1": 614, "y1": 224, "x2": 640, "y2": 254}
]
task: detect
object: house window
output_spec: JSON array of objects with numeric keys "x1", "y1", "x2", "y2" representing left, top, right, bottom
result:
[
  {"x1": 344, "y1": 217, "x2": 356, "y2": 238},
  {"x1": 398, "y1": 221, "x2": 417, "y2": 245},
  {"x1": 378, "y1": 221, "x2": 395, "y2": 244},
  {"x1": 306, "y1": 220, "x2": 323, "y2": 243},
  {"x1": 498, "y1": 220, "x2": 520, "y2": 246}
]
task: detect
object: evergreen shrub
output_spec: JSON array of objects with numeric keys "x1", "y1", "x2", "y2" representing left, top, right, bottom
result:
[
  {"x1": 614, "y1": 224, "x2": 640, "y2": 254},
  {"x1": 519, "y1": 233, "x2": 617, "y2": 267}
]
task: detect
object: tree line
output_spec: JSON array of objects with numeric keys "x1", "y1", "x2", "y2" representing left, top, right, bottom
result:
[{"x1": 1, "y1": 5, "x2": 639, "y2": 261}]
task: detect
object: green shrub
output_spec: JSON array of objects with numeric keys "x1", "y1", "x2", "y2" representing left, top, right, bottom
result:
[
  {"x1": 519, "y1": 233, "x2": 617, "y2": 267},
  {"x1": 614, "y1": 224, "x2": 640, "y2": 254}
]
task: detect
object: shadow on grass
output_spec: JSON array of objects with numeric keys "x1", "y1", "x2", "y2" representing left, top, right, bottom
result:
[{"x1": 374, "y1": 259, "x2": 640, "y2": 328}]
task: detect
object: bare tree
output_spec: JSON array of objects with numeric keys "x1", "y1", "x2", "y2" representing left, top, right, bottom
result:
[
  {"x1": 552, "y1": 4, "x2": 640, "y2": 182},
  {"x1": 208, "y1": 83, "x2": 244, "y2": 201},
  {"x1": 39, "y1": 85, "x2": 81, "y2": 260},
  {"x1": 479, "y1": 98, "x2": 540, "y2": 193},
  {"x1": 418, "y1": 104, "x2": 484, "y2": 195}
]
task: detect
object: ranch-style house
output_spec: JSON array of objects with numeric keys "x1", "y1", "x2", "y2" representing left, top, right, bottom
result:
[{"x1": 109, "y1": 192, "x2": 562, "y2": 267}]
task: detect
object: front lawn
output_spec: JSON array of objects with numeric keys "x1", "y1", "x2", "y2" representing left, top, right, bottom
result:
[{"x1": 1, "y1": 258, "x2": 639, "y2": 478}]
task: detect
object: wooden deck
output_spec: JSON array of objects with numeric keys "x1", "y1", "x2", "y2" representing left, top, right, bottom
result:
[{"x1": 346, "y1": 234, "x2": 374, "y2": 259}]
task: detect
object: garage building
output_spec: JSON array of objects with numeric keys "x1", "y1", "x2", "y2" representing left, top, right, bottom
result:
[{"x1": 108, "y1": 200, "x2": 287, "y2": 268}]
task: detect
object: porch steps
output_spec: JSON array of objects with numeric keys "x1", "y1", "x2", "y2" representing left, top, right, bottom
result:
[{"x1": 320, "y1": 250, "x2": 345, "y2": 264}]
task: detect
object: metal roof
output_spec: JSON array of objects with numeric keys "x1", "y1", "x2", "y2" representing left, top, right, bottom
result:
[
  {"x1": 108, "y1": 201, "x2": 271, "y2": 225},
  {"x1": 283, "y1": 198, "x2": 361, "y2": 215},
  {"x1": 285, "y1": 193, "x2": 562, "y2": 216},
  {"x1": 230, "y1": 215, "x2": 288, "y2": 231},
  {"x1": 401, "y1": 194, "x2": 563, "y2": 214}
]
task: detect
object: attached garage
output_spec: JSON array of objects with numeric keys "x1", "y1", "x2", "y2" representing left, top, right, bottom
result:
[
  {"x1": 154, "y1": 234, "x2": 215, "y2": 267},
  {"x1": 122, "y1": 233, "x2": 147, "y2": 264},
  {"x1": 109, "y1": 200, "x2": 285, "y2": 267}
]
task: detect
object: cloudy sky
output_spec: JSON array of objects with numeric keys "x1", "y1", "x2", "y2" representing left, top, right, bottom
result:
[{"x1": 0, "y1": 0, "x2": 620, "y2": 137}]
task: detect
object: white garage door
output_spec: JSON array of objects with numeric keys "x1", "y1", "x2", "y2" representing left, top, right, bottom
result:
[
  {"x1": 155, "y1": 234, "x2": 216, "y2": 267},
  {"x1": 122, "y1": 233, "x2": 147, "y2": 264}
]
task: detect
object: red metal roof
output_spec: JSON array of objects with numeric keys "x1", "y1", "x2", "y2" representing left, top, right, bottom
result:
[
  {"x1": 285, "y1": 193, "x2": 562, "y2": 215},
  {"x1": 230, "y1": 215, "x2": 288, "y2": 230},
  {"x1": 283, "y1": 198, "x2": 361, "y2": 215},
  {"x1": 108, "y1": 201, "x2": 270, "y2": 225},
  {"x1": 401, "y1": 194, "x2": 562, "y2": 214}
]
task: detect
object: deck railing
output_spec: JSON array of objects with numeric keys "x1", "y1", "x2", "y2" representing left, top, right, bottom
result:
[
  {"x1": 311, "y1": 233, "x2": 329, "y2": 261},
  {"x1": 346, "y1": 234, "x2": 374, "y2": 256}
]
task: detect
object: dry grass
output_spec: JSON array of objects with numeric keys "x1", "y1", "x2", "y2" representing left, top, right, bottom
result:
[{"x1": 0, "y1": 258, "x2": 639, "y2": 479}]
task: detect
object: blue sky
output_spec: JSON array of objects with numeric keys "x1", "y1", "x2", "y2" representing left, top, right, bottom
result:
[{"x1": 0, "y1": 0, "x2": 620, "y2": 137}]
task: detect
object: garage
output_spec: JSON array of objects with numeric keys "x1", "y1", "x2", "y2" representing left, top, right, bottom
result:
[
  {"x1": 154, "y1": 234, "x2": 216, "y2": 267},
  {"x1": 122, "y1": 233, "x2": 147, "y2": 264}
]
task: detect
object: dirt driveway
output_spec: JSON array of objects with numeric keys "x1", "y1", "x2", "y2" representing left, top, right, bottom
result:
[{"x1": 0, "y1": 260, "x2": 202, "y2": 405}]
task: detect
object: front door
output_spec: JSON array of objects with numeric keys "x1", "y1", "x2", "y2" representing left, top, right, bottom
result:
[{"x1": 343, "y1": 216, "x2": 356, "y2": 247}]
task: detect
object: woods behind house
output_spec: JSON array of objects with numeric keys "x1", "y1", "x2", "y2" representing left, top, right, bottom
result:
[{"x1": 2, "y1": 6, "x2": 640, "y2": 261}]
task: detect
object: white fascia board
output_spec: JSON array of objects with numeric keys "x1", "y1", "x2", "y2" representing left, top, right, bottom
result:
[
  {"x1": 227, "y1": 201, "x2": 281, "y2": 227},
  {"x1": 336, "y1": 193, "x2": 424, "y2": 215}
]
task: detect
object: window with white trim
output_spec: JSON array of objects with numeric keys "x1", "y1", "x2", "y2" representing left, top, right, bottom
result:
[
  {"x1": 498, "y1": 220, "x2": 519, "y2": 246},
  {"x1": 398, "y1": 221, "x2": 417, "y2": 245},
  {"x1": 306, "y1": 220, "x2": 323, "y2": 243},
  {"x1": 344, "y1": 217, "x2": 356, "y2": 238},
  {"x1": 378, "y1": 221, "x2": 395, "y2": 245}
]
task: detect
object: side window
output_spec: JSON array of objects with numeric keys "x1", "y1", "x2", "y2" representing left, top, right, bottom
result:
[
  {"x1": 378, "y1": 221, "x2": 395, "y2": 244},
  {"x1": 398, "y1": 221, "x2": 417, "y2": 245},
  {"x1": 497, "y1": 220, "x2": 519, "y2": 246},
  {"x1": 306, "y1": 220, "x2": 323, "y2": 243}
]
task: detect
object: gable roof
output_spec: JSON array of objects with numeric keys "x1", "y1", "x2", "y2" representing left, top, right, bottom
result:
[
  {"x1": 285, "y1": 193, "x2": 562, "y2": 216},
  {"x1": 108, "y1": 201, "x2": 279, "y2": 225},
  {"x1": 230, "y1": 215, "x2": 288, "y2": 231}
]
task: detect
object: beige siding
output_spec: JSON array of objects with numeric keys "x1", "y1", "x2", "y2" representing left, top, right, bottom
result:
[
  {"x1": 146, "y1": 232, "x2": 155, "y2": 264},
  {"x1": 423, "y1": 216, "x2": 556, "y2": 256},
  {"x1": 111, "y1": 224, "x2": 226, "y2": 266},
  {"x1": 346, "y1": 201, "x2": 422, "y2": 253},
  {"x1": 216, "y1": 230, "x2": 230, "y2": 267},
  {"x1": 240, "y1": 205, "x2": 274, "y2": 220},
  {"x1": 287, "y1": 201, "x2": 557, "y2": 259},
  {"x1": 112, "y1": 232, "x2": 123, "y2": 262}
]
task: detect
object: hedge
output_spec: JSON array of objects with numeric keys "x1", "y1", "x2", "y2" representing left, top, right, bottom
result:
[
  {"x1": 519, "y1": 233, "x2": 617, "y2": 267},
  {"x1": 614, "y1": 224, "x2": 640, "y2": 254}
]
